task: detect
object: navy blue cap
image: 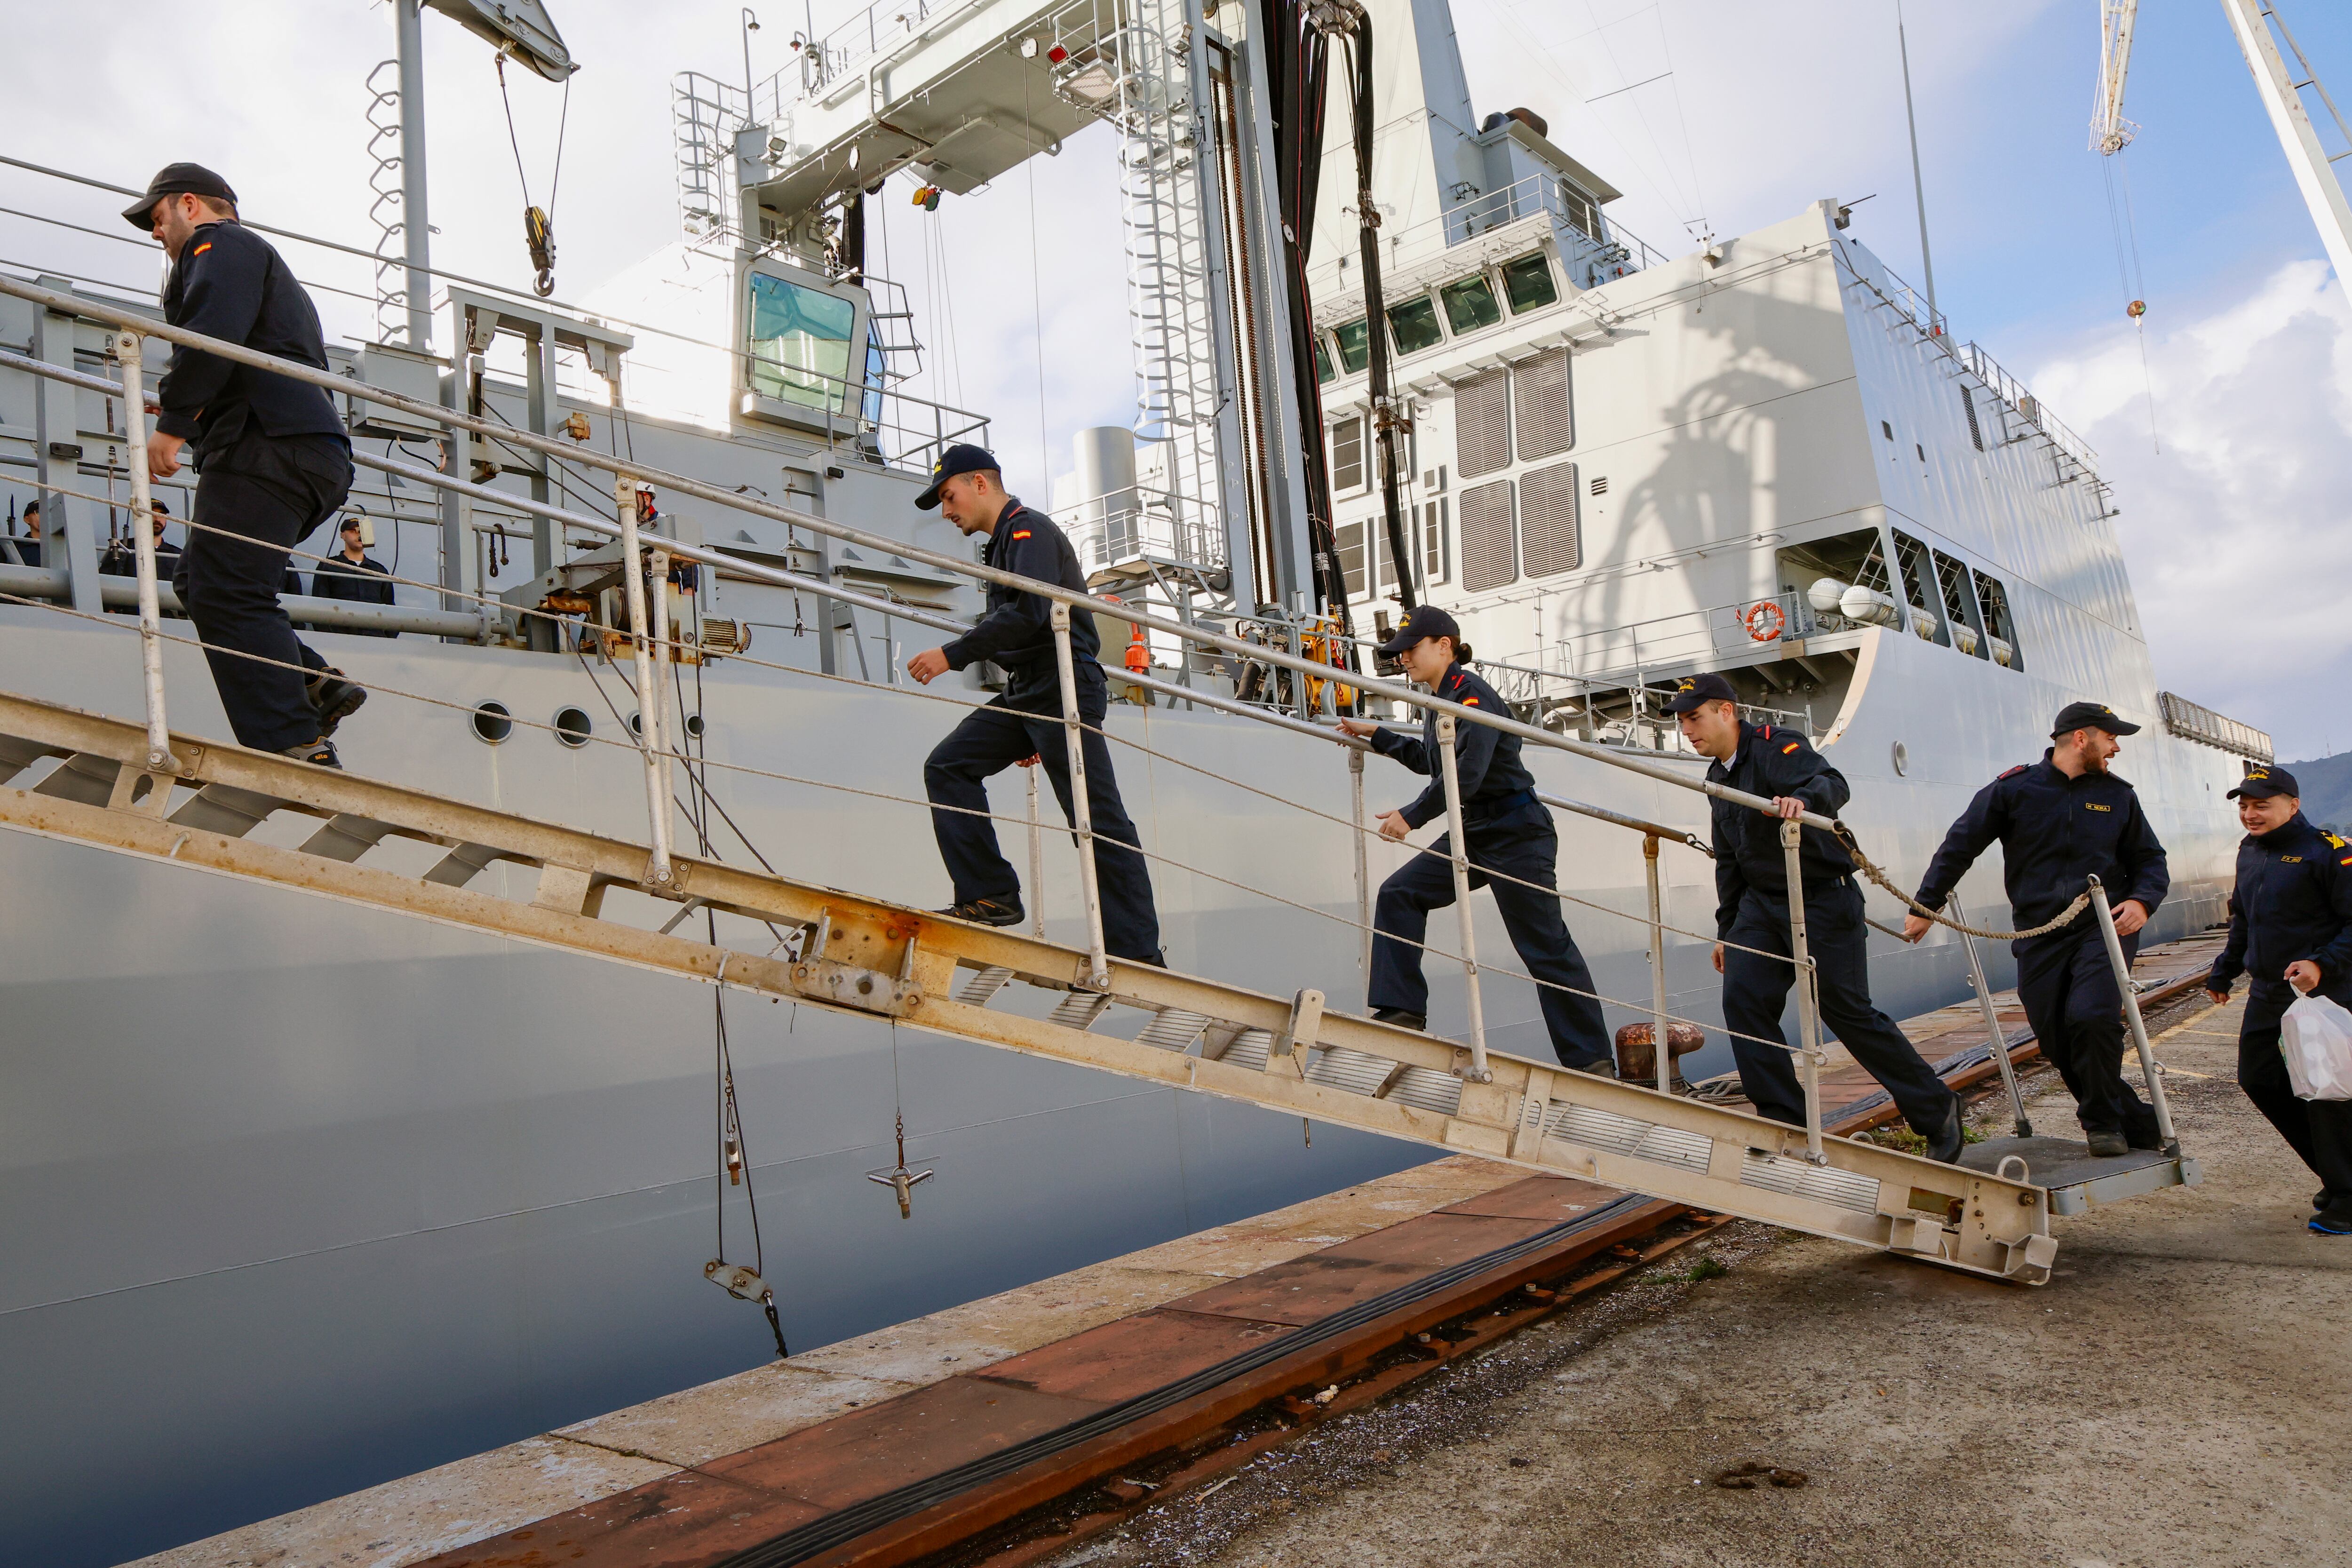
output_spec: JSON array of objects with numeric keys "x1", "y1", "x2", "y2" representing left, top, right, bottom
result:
[
  {"x1": 2052, "y1": 700, "x2": 2140, "y2": 737},
  {"x1": 123, "y1": 163, "x2": 238, "y2": 230},
  {"x1": 915, "y1": 443, "x2": 1001, "y2": 510},
  {"x1": 1375, "y1": 605, "x2": 1461, "y2": 656},
  {"x1": 2228, "y1": 764, "x2": 2298, "y2": 800},
  {"x1": 1659, "y1": 671, "x2": 1738, "y2": 715}
]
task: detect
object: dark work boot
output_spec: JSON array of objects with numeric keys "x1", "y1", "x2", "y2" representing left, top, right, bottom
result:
[
  {"x1": 2085, "y1": 1129, "x2": 2130, "y2": 1158},
  {"x1": 936, "y1": 895, "x2": 1024, "y2": 927},
  {"x1": 307, "y1": 668, "x2": 367, "y2": 736},
  {"x1": 1371, "y1": 1008, "x2": 1428, "y2": 1032},
  {"x1": 1926, "y1": 1110, "x2": 1967, "y2": 1166}
]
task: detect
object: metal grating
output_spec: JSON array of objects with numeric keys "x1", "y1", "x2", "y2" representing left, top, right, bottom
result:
[
  {"x1": 956, "y1": 966, "x2": 1015, "y2": 1005},
  {"x1": 1458, "y1": 480, "x2": 1517, "y2": 592},
  {"x1": 1739, "y1": 1149, "x2": 1882, "y2": 1215},
  {"x1": 1136, "y1": 1008, "x2": 1211, "y2": 1052},
  {"x1": 1513, "y1": 349, "x2": 1573, "y2": 459},
  {"x1": 1049, "y1": 991, "x2": 1115, "y2": 1031},
  {"x1": 1219, "y1": 1027, "x2": 1274, "y2": 1072},
  {"x1": 1454, "y1": 369, "x2": 1511, "y2": 478},
  {"x1": 1519, "y1": 461, "x2": 1581, "y2": 578},
  {"x1": 1305, "y1": 1045, "x2": 1394, "y2": 1096},
  {"x1": 1543, "y1": 1102, "x2": 1708, "y2": 1174},
  {"x1": 1386, "y1": 1064, "x2": 1465, "y2": 1115}
]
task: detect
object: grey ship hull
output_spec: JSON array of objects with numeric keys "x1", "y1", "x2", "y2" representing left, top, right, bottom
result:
[{"x1": 0, "y1": 605, "x2": 2240, "y2": 1566}]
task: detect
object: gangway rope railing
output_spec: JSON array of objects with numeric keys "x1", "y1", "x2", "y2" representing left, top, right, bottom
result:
[{"x1": 0, "y1": 272, "x2": 2107, "y2": 1156}]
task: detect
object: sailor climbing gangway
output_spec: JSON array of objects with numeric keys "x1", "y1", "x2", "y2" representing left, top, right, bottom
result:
[{"x1": 0, "y1": 272, "x2": 2200, "y2": 1285}]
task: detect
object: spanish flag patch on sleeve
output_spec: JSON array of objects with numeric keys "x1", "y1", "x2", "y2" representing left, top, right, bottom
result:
[
  {"x1": 1781, "y1": 740, "x2": 1801, "y2": 754},
  {"x1": 1010, "y1": 530, "x2": 1031, "y2": 540},
  {"x1": 192, "y1": 242, "x2": 212, "y2": 256},
  {"x1": 1463, "y1": 695, "x2": 1480, "y2": 706}
]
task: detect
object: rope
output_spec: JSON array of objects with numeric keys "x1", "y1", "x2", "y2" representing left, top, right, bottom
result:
[{"x1": 1835, "y1": 822, "x2": 2093, "y2": 941}]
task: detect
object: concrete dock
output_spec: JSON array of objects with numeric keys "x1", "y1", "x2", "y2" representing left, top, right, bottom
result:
[{"x1": 133, "y1": 937, "x2": 2257, "y2": 1568}]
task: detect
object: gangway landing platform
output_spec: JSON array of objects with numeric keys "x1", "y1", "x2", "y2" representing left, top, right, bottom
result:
[
  {"x1": 1958, "y1": 1136, "x2": 2200, "y2": 1217},
  {"x1": 0, "y1": 689, "x2": 2058, "y2": 1284}
]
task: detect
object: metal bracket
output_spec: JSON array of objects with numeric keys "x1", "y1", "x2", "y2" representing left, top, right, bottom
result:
[
  {"x1": 1267, "y1": 987, "x2": 1323, "y2": 1077},
  {"x1": 790, "y1": 955, "x2": 923, "y2": 1016}
]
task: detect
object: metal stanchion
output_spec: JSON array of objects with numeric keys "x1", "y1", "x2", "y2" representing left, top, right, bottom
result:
[
  {"x1": 1951, "y1": 891, "x2": 2033, "y2": 1137},
  {"x1": 1051, "y1": 603, "x2": 1109, "y2": 989},
  {"x1": 1434, "y1": 714, "x2": 1491, "y2": 1083},
  {"x1": 2088, "y1": 876, "x2": 2179, "y2": 1154},
  {"x1": 1780, "y1": 820, "x2": 1826, "y2": 1163},
  {"x1": 615, "y1": 476, "x2": 674, "y2": 887},
  {"x1": 112, "y1": 332, "x2": 177, "y2": 775},
  {"x1": 1645, "y1": 834, "x2": 1671, "y2": 1094},
  {"x1": 1350, "y1": 746, "x2": 1372, "y2": 985},
  {"x1": 1026, "y1": 766, "x2": 1045, "y2": 938},
  {"x1": 648, "y1": 545, "x2": 677, "y2": 840}
]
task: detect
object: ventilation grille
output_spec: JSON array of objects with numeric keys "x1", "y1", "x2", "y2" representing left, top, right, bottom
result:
[
  {"x1": 1961, "y1": 384, "x2": 1984, "y2": 452},
  {"x1": 1458, "y1": 479, "x2": 1517, "y2": 592},
  {"x1": 1590, "y1": 474, "x2": 1608, "y2": 496},
  {"x1": 1454, "y1": 369, "x2": 1511, "y2": 478},
  {"x1": 1740, "y1": 1150, "x2": 1882, "y2": 1215},
  {"x1": 1519, "y1": 461, "x2": 1581, "y2": 578},
  {"x1": 1513, "y1": 348, "x2": 1573, "y2": 459}
]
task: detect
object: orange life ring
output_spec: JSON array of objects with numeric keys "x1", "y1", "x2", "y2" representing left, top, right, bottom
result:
[{"x1": 1744, "y1": 601, "x2": 1786, "y2": 642}]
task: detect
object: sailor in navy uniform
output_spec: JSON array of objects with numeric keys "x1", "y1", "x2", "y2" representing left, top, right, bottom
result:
[
  {"x1": 1666, "y1": 673, "x2": 1963, "y2": 1157},
  {"x1": 1907, "y1": 700, "x2": 2171, "y2": 1158},
  {"x1": 2201, "y1": 766, "x2": 2352, "y2": 1234},
  {"x1": 1335, "y1": 608, "x2": 1611, "y2": 1070},
  {"x1": 906, "y1": 444, "x2": 1161, "y2": 963}
]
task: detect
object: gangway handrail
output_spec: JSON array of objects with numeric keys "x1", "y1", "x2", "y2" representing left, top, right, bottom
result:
[{"x1": 0, "y1": 272, "x2": 1839, "y2": 840}]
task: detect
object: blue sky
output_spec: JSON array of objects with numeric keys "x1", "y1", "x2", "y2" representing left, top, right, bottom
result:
[{"x1": 5, "y1": 0, "x2": 2348, "y2": 756}]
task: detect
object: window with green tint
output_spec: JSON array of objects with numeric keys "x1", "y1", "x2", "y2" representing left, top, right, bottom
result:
[
  {"x1": 1333, "y1": 318, "x2": 1371, "y2": 374},
  {"x1": 1387, "y1": 294, "x2": 1444, "y2": 355},
  {"x1": 1440, "y1": 273, "x2": 1502, "y2": 334},
  {"x1": 747, "y1": 272, "x2": 856, "y2": 412},
  {"x1": 1314, "y1": 335, "x2": 1335, "y2": 384},
  {"x1": 1500, "y1": 252, "x2": 1559, "y2": 314}
]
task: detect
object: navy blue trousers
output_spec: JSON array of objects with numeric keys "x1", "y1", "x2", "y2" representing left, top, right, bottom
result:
[
  {"x1": 923, "y1": 665, "x2": 1161, "y2": 962},
  {"x1": 2240, "y1": 982, "x2": 2352, "y2": 1205},
  {"x1": 175, "y1": 433, "x2": 350, "y2": 752},
  {"x1": 2015, "y1": 925, "x2": 2160, "y2": 1143},
  {"x1": 1367, "y1": 805, "x2": 1609, "y2": 1069},
  {"x1": 1721, "y1": 879, "x2": 1958, "y2": 1138}
]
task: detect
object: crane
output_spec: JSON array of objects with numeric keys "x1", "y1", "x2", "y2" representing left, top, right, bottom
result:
[{"x1": 2093, "y1": 1, "x2": 2352, "y2": 294}]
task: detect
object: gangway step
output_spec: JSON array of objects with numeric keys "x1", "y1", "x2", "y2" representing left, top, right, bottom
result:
[
  {"x1": 0, "y1": 690, "x2": 2060, "y2": 1283},
  {"x1": 1958, "y1": 1135, "x2": 2200, "y2": 1217}
]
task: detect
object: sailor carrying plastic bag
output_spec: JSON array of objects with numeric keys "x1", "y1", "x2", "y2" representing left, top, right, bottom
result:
[{"x1": 2280, "y1": 994, "x2": 2352, "y2": 1100}]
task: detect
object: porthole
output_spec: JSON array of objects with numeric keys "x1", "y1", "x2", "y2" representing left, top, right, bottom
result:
[
  {"x1": 627, "y1": 711, "x2": 644, "y2": 737},
  {"x1": 553, "y1": 706, "x2": 592, "y2": 748},
  {"x1": 683, "y1": 712, "x2": 706, "y2": 740},
  {"x1": 471, "y1": 700, "x2": 514, "y2": 745},
  {"x1": 1891, "y1": 740, "x2": 1909, "y2": 777}
]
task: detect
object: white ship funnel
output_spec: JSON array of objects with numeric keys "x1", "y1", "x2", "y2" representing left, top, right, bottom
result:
[{"x1": 1074, "y1": 426, "x2": 1141, "y2": 568}]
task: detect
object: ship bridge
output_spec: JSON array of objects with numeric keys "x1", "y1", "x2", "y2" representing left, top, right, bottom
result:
[{"x1": 0, "y1": 272, "x2": 2217, "y2": 1298}]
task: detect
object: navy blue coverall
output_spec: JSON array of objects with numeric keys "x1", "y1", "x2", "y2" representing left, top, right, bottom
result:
[
  {"x1": 923, "y1": 500, "x2": 1160, "y2": 961},
  {"x1": 1709, "y1": 722, "x2": 1959, "y2": 1138},
  {"x1": 2206, "y1": 813, "x2": 2352, "y2": 1209},
  {"x1": 1364, "y1": 661, "x2": 1609, "y2": 1069},
  {"x1": 1915, "y1": 752, "x2": 2171, "y2": 1144},
  {"x1": 157, "y1": 220, "x2": 354, "y2": 753}
]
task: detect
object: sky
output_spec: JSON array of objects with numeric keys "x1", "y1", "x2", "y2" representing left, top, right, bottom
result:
[{"x1": 4, "y1": 0, "x2": 2349, "y2": 759}]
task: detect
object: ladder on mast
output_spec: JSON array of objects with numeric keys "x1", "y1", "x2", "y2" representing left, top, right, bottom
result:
[{"x1": 0, "y1": 688, "x2": 2059, "y2": 1285}]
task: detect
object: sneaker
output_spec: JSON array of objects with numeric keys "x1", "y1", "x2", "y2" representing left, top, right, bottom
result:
[
  {"x1": 2309, "y1": 1207, "x2": 2352, "y2": 1236},
  {"x1": 1371, "y1": 1008, "x2": 1427, "y2": 1032},
  {"x1": 282, "y1": 738, "x2": 343, "y2": 770},
  {"x1": 2085, "y1": 1130, "x2": 2130, "y2": 1158},
  {"x1": 936, "y1": 895, "x2": 1023, "y2": 927},
  {"x1": 307, "y1": 669, "x2": 367, "y2": 736}
]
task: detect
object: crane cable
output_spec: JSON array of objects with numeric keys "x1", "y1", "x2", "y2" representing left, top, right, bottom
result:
[
  {"x1": 2101, "y1": 147, "x2": 2161, "y2": 454},
  {"x1": 495, "y1": 52, "x2": 571, "y2": 297}
]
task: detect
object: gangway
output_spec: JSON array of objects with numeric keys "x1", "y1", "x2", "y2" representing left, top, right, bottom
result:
[
  {"x1": 0, "y1": 271, "x2": 2211, "y2": 1293},
  {"x1": 0, "y1": 686, "x2": 2058, "y2": 1284}
]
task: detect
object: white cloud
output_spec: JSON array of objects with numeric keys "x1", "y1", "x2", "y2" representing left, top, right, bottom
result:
[{"x1": 2032, "y1": 260, "x2": 2352, "y2": 762}]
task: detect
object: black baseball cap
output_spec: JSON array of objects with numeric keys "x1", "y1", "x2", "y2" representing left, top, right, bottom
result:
[
  {"x1": 2228, "y1": 765, "x2": 2298, "y2": 801},
  {"x1": 1659, "y1": 671, "x2": 1738, "y2": 715},
  {"x1": 1375, "y1": 605, "x2": 1461, "y2": 656},
  {"x1": 2051, "y1": 700, "x2": 2139, "y2": 738},
  {"x1": 915, "y1": 443, "x2": 1001, "y2": 510},
  {"x1": 122, "y1": 163, "x2": 239, "y2": 230}
]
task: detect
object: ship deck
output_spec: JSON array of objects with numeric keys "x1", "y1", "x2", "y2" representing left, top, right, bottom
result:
[{"x1": 131, "y1": 937, "x2": 2227, "y2": 1568}]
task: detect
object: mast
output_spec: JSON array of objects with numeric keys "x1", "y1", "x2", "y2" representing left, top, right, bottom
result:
[{"x1": 2220, "y1": 0, "x2": 2352, "y2": 294}]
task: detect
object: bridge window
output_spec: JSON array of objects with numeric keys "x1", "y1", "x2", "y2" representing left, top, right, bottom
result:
[
  {"x1": 1333, "y1": 318, "x2": 1371, "y2": 374},
  {"x1": 1314, "y1": 336, "x2": 1335, "y2": 384},
  {"x1": 1337, "y1": 519, "x2": 1370, "y2": 598},
  {"x1": 1440, "y1": 273, "x2": 1502, "y2": 334},
  {"x1": 1388, "y1": 293, "x2": 1445, "y2": 355},
  {"x1": 1330, "y1": 415, "x2": 1366, "y2": 492},
  {"x1": 747, "y1": 273, "x2": 856, "y2": 413},
  {"x1": 1500, "y1": 251, "x2": 1558, "y2": 314}
]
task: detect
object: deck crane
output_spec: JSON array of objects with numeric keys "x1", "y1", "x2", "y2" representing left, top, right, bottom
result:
[{"x1": 2094, "y1": 1, "x2": 2352, "y2": 294}]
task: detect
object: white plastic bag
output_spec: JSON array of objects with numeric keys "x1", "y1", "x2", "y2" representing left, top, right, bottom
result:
[{"x1": 2280, "y1": 994, "x2": 2352, "y2": 1101}]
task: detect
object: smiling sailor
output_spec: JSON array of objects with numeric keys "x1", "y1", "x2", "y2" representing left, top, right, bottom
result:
[
  {"x1": 1335, "y1": 607, "x2": 1612, "y2": 1072},
  {"x1": 906, "y1": 444, "x2": 1162, "y2": 964}
]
